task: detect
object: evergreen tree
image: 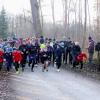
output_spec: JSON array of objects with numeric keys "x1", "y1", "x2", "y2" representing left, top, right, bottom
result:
[{"x1": 0, "y1": 7, "x2": 8, "y2": 39}]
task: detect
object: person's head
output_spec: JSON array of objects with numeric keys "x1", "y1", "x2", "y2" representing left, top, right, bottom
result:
[
  {"x1": 88, "y1": 36, "x2": 92, "y2": 41},
  {"x1": 75, "y1": 42, "x2": 79, "y2": 46},
  {"x1": 68, "y1": 37, "x2": 71, "y2": 41},
  {"x1": 49, "y1": 38, "x2": 52, "y2": 42},
  {"x1": 23, "y1": 40, "x2": 26, "y2": 45},
  {"x1": 40, "y1": 36, "x2": 43, "y2": 38},
  {"x1": 45, "y1": 38, "x2": 48, "y2": 41}
]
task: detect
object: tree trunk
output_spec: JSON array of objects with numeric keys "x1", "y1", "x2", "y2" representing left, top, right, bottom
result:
[
  {"x1": 51, "y1": 0, "x2": 56, "y2": 39},
  {"x1": 82, "y1": 0, "x2": 87, "y2": 49},
  {"x1": 38, "y1": 0, "x2": 44, "y2": 35},
  {"x1": 30, "y1": 0, "x2": 42, "y2": 37}
]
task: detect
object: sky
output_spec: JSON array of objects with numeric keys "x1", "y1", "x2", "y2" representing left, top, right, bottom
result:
[
  {"x1": 0, "y1": 0, "x2": 95, "y2": 24},
  {"x1": 0, "y1": 0, "x2": 31, "y2": 15}
]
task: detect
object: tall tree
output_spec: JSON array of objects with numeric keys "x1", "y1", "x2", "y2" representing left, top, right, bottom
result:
[
  {"x1": 38, "y1": 0, "x2": 44, "y2": 35},
  {"x1": 96, "y1": 0, "x2": 100, "y2": 41},
  {"x1": 51, "y1": 0, "x2": 56, "y2": 38},
  {"x1": 63, "y1": 0, "x2": 68, "y2": 38},
  {"x1": 0, "y1": 7, "x2": 8, "y2": 39},
  {"x1": 82, "y1": 0, "x2": 87, "y2": 48},
  {"x1": 30, "y1": 0, "x2": 42, "y2": 37}
]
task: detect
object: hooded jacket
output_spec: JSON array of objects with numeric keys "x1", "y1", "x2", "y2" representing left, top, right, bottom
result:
[{"x1": 12, "y1": 50, "x2": 22, "y2": 63}]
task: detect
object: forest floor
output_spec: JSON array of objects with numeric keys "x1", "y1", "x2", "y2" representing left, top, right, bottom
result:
[
  {"x1": 64, "y1": 62, "x2": 100, "y2": 80},
  {"x1": 0, "y1": 62, "x2": 100, "y2": 100}
]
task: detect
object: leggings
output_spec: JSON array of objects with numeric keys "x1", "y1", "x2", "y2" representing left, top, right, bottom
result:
[
  {"x1": 56, "y1": 63, "x2": 61, "y2": 69},
  {"x1": 14, "y1": 62, "x2": 20, "y2": 71},
  {"x1": 0, "y1": 62, "x2": 3, "y2": 71}
]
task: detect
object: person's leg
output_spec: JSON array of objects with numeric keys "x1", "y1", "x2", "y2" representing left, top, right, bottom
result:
[
  {"x1": 14, "y1": 62, "x2": 19, "y2": 72},
  {"x1": 7, "y1": 61, "x2": 12, "y2": 72},
  {"x1": 45, "y1": 61, "x2": 48, "y2": 71},
  {"x1": 42, "y1": 64, "x2": 45, "y2": 72},
  {"x1": 0, "y1": 63, "x2": 3, "y2": 71},
  {"x1": 72, "y1": 55, "x2": 77, "y2": 68},
  {"x1": 58, "y1": 63, "x2": 61, "y2": 69},
  {"x1": 80, "y1": 61, "x2": 83, "y2": 69},
  {"x1": 57, "y1": 63, "x2": 61, "y2": 72},
  {"x1": 72, "y1": 54, "x2": 75, "y2": 68},
  {"x1": 41, "y1": 57, "x2": 46, "y2": 72},
  {"x1": 28, "y1": 59, "x2": 32, "y2": 67},
  {"x1": 62, "y1": 52, "x2": 64, "y2": 64},
  {"x1": 73, "y1": 61, "x2": 76, "y2": 68},
  {"x1": 49, "y1": 52, "x2": 52, "y2": 62},
  {"x1": 35, "y1": 56, "x2": 38, "y2": 65},
  {"x1": 69, "y1": 52, "x2": 72, "y2": 64},
  {"x1": 6, "y1": 62, "x2": 9, "y2": 72},
  {"x1": 9, "y1": 61, "x2": 12, "y2": 69},
  {"x1": 21, "y1": 62, "x2": 24, "y2": 71},
  {"x1": 21, "y1": 60, "x2": 26, "y2": 72},
  {"x1": 31, "y1": 60, "x2": 35, "y2": 72},
  {"x1": 89, "y1": 53, "x2": 94, "y2": 64},
  {"x1": 38, "y1": 52, "x2": 40, "y2": 63},
  {"x1": 22, "y1": 54, "x2": 27, "y2": 70},
  {"x1": 44, "y1": 62, "x2": 46, "y2": 70},
  {"x1": 53, "y1": 52, "x2": 55, "y2": 65},
  {"x1": 65, "y1": 51, "x2": 68, "y2": 64}
]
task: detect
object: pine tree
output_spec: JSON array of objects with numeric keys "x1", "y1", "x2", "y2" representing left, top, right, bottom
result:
[{"x1": 0, "y1": 7, "x2": 8, "y2": 39}]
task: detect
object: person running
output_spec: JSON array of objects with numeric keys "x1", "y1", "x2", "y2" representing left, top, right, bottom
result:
[
  {"x1": 4, "y1": 44, "x2": 13, "y2": 72},
  {"x1": 19, "y1": 40, "x2": 28, "y2": 71},
  {"x1": 12, "y1": 48, "x2": 22, "y2": 74},
  {"x1": 40, "y1": 36, "x2": 45, "y2": 44},
  {"x1": 40, "y1": 45, "x2": 49, "y2": 72},
  {"x1": 88, "y1": 36, "x2": 95, "y2": 64},
  {"x1": 28, "y1": 42, "x2": 37, "y2": 72},
  {"x1": 53, "y1": 41, "x2": 57, "y2": 66},
  {"x1": 71, "y1": 42, "x2": 82, "y2": 68},
  {"x1": 64, "y1": 37, "x2": 73, "y2": 64},
  {"x1": 55, "y1": 45, "x2": 63, "y2": 72},
  {"x1": 34, "y1": 38, "x2": 40, "y2": 65}
]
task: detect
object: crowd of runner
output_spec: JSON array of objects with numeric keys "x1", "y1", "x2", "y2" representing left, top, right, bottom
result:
[{"x1": 0, "y1": 36, "x2": 94, "y2": 73}]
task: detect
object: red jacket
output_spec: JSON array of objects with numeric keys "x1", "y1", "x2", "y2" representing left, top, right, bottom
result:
[
  {"x1": 76, "y1": 53, "x2": 87, "y2": 62},
  {"x1": 12, "y1": 50, "x2": 22, "y2": 63},
  {"x1": 0, "y1": 51, "x2": 4, "y2": 63}
]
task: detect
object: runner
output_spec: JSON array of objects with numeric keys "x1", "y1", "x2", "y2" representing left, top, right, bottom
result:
[
  {"x1": 12, "y1": 48, "x2": 22, "y2": 74},
  {"x1": 40, "y1": 44, "x2": 49, "y2": 72}
]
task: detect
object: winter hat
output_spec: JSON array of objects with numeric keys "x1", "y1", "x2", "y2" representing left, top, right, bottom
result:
[{"x1": 75, "y1": 42, "x2": 79, "y2": 45}]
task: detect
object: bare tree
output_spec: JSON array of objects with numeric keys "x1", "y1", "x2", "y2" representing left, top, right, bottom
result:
[
  {"x1": 30, "y1": 0, "x2": 42, "y2": 37},
  {"x1": 82, "y1": 0, "x2": 87, "y2": 48},
  {"x1": 62, "y1": 0, "x2": 72, "y2": 38},
  {"x1": 62, "y1": 0, "x2": 68, "y2": 38},
  {"x1": 51, "y1": 0, "x2": 56, "y2": 38},
  {"x1": 38, "y1": 0, "x2": 44, "y2": 35},
  {"x1": 95, "y1": 0, "x2": 100, "y2": 41},
  {"x1": 78, "y1": 0, "x2": 83, "y2": 42}
]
